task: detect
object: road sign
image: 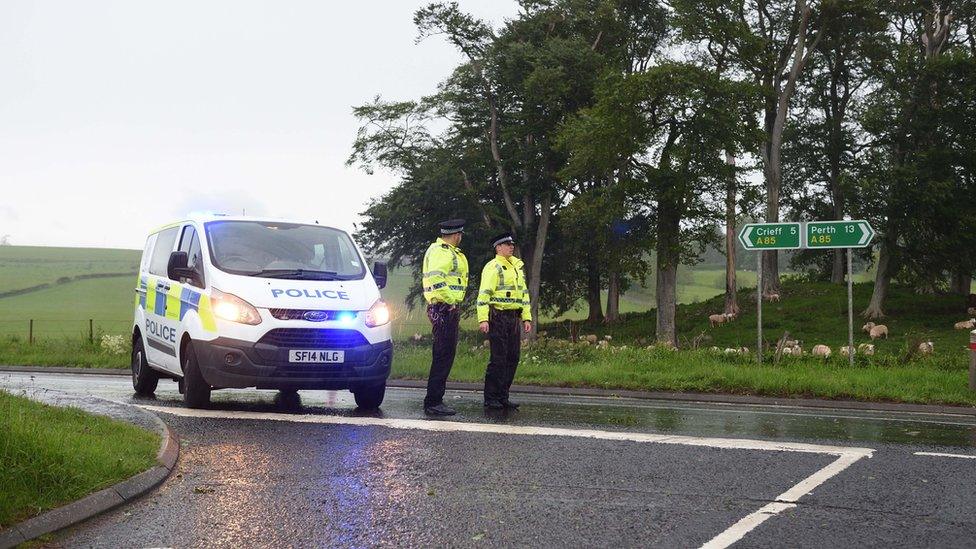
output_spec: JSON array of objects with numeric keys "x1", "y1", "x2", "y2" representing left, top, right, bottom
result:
[
  {"x1": 738, "y1": 222, "x2": 802, "y2": 251},
  {"x1": 806, "y1": 220, "x2": 874, "y2": 249}
]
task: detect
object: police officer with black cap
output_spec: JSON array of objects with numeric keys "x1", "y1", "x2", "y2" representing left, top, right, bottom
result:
[
  {"x1": 477, "y1": 232, "x2": 532, "y2": 409},
  {"x1": 421, "y1": 219, "x2": 469, "y2": 416}
]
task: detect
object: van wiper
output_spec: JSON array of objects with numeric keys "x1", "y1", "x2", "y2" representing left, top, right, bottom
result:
[{"x1": 250, "y1": 269, "x2": 341, "y2": 280}]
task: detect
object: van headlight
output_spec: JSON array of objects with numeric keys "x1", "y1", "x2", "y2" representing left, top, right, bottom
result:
[
  {"x1": 364, "y1": 300, "x2": 391, "y2": 328},
  {"x1": 211, "y1": 288, "x2": 262, "y2": 325}
]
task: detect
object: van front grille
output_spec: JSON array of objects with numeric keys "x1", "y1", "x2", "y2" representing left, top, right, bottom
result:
[
  {"x1": 268, "y1": 309, "x2": 355, "y2": 321},
  {"x1": 257, "y1": 328, "x2": 369, "y2": 349}
]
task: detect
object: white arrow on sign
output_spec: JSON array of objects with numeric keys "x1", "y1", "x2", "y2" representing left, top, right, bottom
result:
[
  {"x1": 858, "y1": 222, "x2": 871, "y2": 245},
  {"x1": 739, "y1": 226, "x2": 754, "y2": 249}
]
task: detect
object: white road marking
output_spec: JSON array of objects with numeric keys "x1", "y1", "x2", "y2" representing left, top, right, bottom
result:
[
  {"x1": 138, "y1": 404, "x2": 873, "y2": 549},
  {"x1": 914, "y1": 451, "x2": 976, "y2": 459}
]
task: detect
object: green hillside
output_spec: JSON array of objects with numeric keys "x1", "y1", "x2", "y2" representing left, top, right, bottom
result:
[{"x1": 0, "y1": 245, "x2": 140, "y2": 294}]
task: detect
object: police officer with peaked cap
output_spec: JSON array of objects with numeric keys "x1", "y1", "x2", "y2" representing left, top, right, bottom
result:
[
  {"x1": 477, "y1": 232, "x2": 532, "y2": 410},
  {"x1": 421, "y1": 219, "x2": 469, "y2": 416}
]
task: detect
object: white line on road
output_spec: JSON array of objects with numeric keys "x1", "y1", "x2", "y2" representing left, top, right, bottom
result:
[
  {"x1": 139, "y1": 404, "x2": 873, "y2": 549},
  {"x1": 914, "y1": 451, "x2": 976, "y2": 459}
]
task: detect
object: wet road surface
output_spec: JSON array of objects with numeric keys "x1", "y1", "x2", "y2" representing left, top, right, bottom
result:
[{"x1": 3, "y1": 370, "x2": 976, "y2": 547}]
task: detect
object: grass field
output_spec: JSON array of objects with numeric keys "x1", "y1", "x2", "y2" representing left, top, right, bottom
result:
[
  {"x1": 0, "y1": 246, "x2": 140, "y2": 294},
  {"x1": 0, "y1": 390, "x2": 159, "y2": 528}
]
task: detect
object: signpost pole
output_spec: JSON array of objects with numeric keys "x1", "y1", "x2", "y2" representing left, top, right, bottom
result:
[
  {"x1": 757, "y1": 252, "x2": 762, "y2": 365},
  {"x1": 847, "y1": 248, "x2": 854, "y2": 367}
]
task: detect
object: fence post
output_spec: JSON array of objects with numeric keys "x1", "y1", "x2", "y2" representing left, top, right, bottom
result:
[
  {"x1": 29, "y1": 319, "x2": 33, "y2": 345},
  {"x1": 89, "y1": 319, "x2": 94, "y2": 344},
  {"x1": 969, "y1": 330, "x2": 976, "y2": 391}
]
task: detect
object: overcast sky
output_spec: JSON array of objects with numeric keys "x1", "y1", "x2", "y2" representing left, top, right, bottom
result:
[{"x1": 0, "y1": 1, "x2": 518, "y2": 249}]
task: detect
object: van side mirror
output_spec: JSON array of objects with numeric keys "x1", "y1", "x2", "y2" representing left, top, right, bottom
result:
[
  {"x1": 167, "y1": 251, "x2": 193, "y2": 282},
  {"x1": 373, "y1": 261, "x2": 388, "y2": 290}
]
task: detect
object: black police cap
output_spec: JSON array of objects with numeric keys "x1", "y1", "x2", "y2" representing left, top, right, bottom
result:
[
  {"x1": 491, "y1": 232, "x2": 515, "y2": 247},
  {"x1": 438, "y1": 219, "x2": 465, "y2": 235}
]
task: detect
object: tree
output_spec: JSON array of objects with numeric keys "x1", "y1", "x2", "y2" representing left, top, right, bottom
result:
[
  {"x1": 560, "y1": 63, "x2": 757, "y2": 345},
  {"x1": 671, "y1": 0, "x2": 829, "y2": 297}
]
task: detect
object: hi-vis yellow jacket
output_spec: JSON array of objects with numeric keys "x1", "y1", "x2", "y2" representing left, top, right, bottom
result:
[
  {"x1": 422, "y1": 238, "x2": 469, "y2": 304},
  {"x1": 477, "y1": 255, "x2": 532, "y2": 323}
]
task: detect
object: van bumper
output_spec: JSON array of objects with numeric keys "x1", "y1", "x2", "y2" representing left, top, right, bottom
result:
[{"x1": 194, "y1": 336, "x2": 393, "y2": 391}]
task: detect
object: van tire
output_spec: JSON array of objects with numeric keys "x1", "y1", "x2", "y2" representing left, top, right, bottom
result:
[
  {"x1": 131, "y1": 338, "x2": 159, "y2": 396},
  {"x1": 353, "y1": 383, "x2": 385, "y2": 410},
  {"x1": 182, "y1": 341, "x2": 211, "y2": 409}
]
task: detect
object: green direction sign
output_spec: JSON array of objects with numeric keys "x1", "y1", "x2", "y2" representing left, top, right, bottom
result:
[
  {"x1": 738, "y1": 222, "x2": 802, "y2": 250},
  {"x1": 806, "y1": 220, "x2": 875, "y2": 249}
]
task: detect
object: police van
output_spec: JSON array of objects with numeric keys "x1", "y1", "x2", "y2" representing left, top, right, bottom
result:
[{"x1": 132, "y1": 214, "x2": 392, "y2": 409}]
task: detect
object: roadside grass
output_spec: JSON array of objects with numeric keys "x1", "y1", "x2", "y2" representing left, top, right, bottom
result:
[
  {"x1": 390, "y1": 343, "x2": 976, "y2": 406},
  {"x1": 0, "y1": 390, "x2": 159, "y2": 528},
  {"x1": 0, "y1": 336, "x2": 130, "y2": 369},
  {"x1": 0, "y1": 276, "x2": 135, "y2": 338}
]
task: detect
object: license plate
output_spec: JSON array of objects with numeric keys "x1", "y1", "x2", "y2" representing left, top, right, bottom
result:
[{"x1": 288, "y1": 350, "x2": 345, "y2": 363}]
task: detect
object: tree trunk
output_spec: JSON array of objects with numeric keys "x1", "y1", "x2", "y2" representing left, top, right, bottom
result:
[
  {"x1": 863, "y1": 241, "x2": 893, "y2": 319},
  {"x1": 950, "y1": 270, "x2": 972, "y2": 296},
  {"x1": 525, "y1": 196, "x2": 551, "y2": 337},
  {"x1": 655, "y1": 200, "x2": 680, "y2": 346},
  {"x1": 586, "y1": 260, "x2": 604, "y2": 322},
  {"x1": 605, "y1": 270, "x2": 620, "y2": 323},
  {"x1": 724, "y1": 152, "x2": 739, "y2": 316}
]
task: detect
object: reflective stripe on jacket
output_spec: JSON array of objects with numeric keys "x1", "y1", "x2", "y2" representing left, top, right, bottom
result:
[
  {"x1": 477, "y1": 255, "x2": 532, "y2": 323},
  {"x1": 422, "y1": 238, "x2": 469, "y2": 305}
]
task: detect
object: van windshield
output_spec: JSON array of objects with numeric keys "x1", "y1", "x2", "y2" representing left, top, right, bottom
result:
[{"x1": 205, "y1": 221, "x2": 365, "y2": 280}]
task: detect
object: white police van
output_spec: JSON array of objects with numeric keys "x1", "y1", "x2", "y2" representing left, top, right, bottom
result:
[{"x1": 131, "y1": 214, "x2": 392, "y2": 409}]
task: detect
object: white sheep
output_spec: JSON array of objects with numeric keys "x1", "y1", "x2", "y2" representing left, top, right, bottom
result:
[
  {"x1": 862, "y1": 321, "x2": 876, "y2": 334},
  {"x1": 765, "y1": 293, "x2": 781, "y2": 302},
  {"x1": 857, "y1": 343, "x2": 875, "y2": 355},
  {"x1": 840, "y1": 345, "x2": 854, "y2": 358},
  {"x1": 585, "y1": 334, "x2": 598, "y2": 344},
  {"x1": 869, "y1": 325, "x2": 889, "y2": 340},
  {"x1": 708, "y1": 313, "x2": 732, "y2": 327},
  {"x1": 918, "y1": 341, "x2": 934, "y2": 355},
  {"x1": 412, "y1": 333, "x2": 423, "y2": 342},
  {"x1": 954, "y1": 319, "x2": 976, "y2": 330},
  {"x1": 812, "y1": 344, "x2": 832, "y2": 358},
  {"x1": 791, "y1": 345, "x2": 803, "y2": 356},
  {"x1": 782, "y1": 346, "x2": 794, "y2": 356},
  {"x1": 723, "y1": 347, "x2": 739, "y2": 355},
  {"x1": 604, "y1": 334, "x2": 613, "y2": 341}
]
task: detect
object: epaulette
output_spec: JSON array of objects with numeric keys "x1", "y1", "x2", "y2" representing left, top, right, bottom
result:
[{"x1": 441, "y1": 244, "x2": 449, "y2": 249}]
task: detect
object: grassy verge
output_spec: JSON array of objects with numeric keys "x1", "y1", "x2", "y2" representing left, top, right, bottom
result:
[
  {"x1": 0, "y1": 390, "x2": 159, "y2": 528},
  {"x1": 0, "y1": 336, "x2": 129, "y2": 369},
  {"x1": 390, "y1": 343, "x2": 976, "y2": 406}
]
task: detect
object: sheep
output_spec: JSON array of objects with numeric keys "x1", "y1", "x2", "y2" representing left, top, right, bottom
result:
[
  {"x1": 857, "y1": 343, "x2": 875, "y2": 355},
  {"x1": 869, "y1": 324, "x2": 889, "y2": 340},
  {"x1": 782, "y1": 346, "x2": 794, "y2": 356},
  {"x1": 709, "y1": 346, "x2": 722, "y2": 353},
  {"x1": 604, "y1": 334, "x2": 613, "y2": 341},
  {"x1": 723, "y1": 347, "x2": 739, "y2": 355},
  {"x1": 596, "y1": 340, "x2": 609, "y2": 348},
  {"x1": 585, "y1": 334, "x2": 598, "y2": 344},
  {"x1": 412, "y1": 333, "x2": 423, "y2": 342},
  {"x1": 709, "y1": 313, "x2": 730, "y2": 327},
  {"x1": 783, "y1": 339, "x2": 800, "y2": 348},
  {"x1": 954, "y1": 319, "x2": 976, "y2": 330},
  {"x1": 918, "y1": 341, "x2": 934, "y2": 355},
  {"x1": 840, "y1": 345, "x2": 854, "y2": 358},
  {"x1": 969, "y1": 307, "x2": 976, "y2": 317},
  {"x1": 812, "y1": 344, "x2": 832, "y2": 358},
  {"x1": 790, "y1": 345, "x2": 803, "y2": 356},
  {"x1": 766, "y1": 293, "x2": 781, "y2": 302},
  {"x1": 862, "y1": 321, "x2": 876, "y2": 334}
]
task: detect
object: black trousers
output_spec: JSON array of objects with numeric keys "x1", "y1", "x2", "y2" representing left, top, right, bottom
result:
[
  {"x1": 484, "y1": 308, "x2": 522, "y2": 403},
  {"x1": 425, "y1": 303, "x2": 460, "y2": 408}
]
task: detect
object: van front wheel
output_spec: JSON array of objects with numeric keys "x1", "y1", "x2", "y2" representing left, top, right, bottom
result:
[
  {"x1": 131, "y1": 338, "x2": 159, "y2": 396},
  {"x1": 352, "y1": 383, "x2": 385, "y2": 410},
  {"x1": 182, "y1": 341, "x2": 211, "y2": 409}
]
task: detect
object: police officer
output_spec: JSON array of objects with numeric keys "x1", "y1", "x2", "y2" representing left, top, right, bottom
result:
[
  {"x1": 421, "y1": 219, "x2": 469, "y2": 416},
  {"x1": 477, "y1": 232, "x2": 532, "y2": 410}
]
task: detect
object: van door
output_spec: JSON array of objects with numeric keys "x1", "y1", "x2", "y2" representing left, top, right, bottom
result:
[{"x1": 144, "y1": 226, "x2": 181, "y2": 373}]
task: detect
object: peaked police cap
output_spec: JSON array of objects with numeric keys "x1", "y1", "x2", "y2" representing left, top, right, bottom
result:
[
  {"x1": 491, "y1": 232, "x2": 515, "y2": 247},
  {"x1": 438, "y1": 219, "x2": 465, "y2": 234}
]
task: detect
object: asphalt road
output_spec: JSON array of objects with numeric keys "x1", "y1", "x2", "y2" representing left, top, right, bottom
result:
[{"x1": 4, "y1": 370, "x2": 976, "y2": 548}]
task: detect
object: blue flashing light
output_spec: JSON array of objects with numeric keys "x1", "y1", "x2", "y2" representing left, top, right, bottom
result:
[{"x1": 336, "y1": 311, "x2": 357, "y2": 325}]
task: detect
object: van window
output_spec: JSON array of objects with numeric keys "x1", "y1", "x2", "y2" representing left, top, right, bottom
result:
[
  {"x1": 204, "y1": 220, "x2": 366, "y2": 280},
  {"x1": 149, "y1": 227, "x2": 179, "y2": 277},
  {"x1": 140, "y1": 234, "x2": 157, "y2": 272},
  {"x1": 178, "y1": 225, "x2": 205, "y2": 287}
]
